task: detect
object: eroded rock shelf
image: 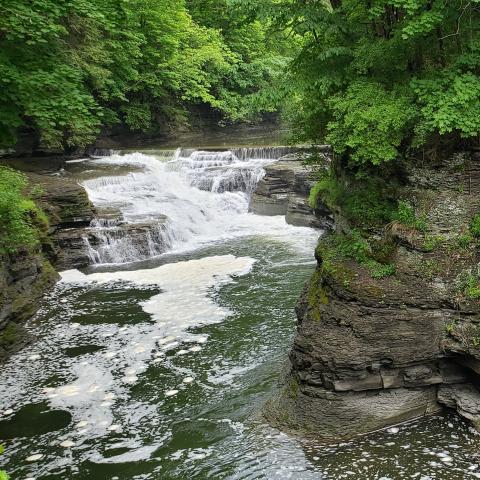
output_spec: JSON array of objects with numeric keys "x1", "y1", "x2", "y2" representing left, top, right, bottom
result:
[{"x1": 268, "y1": 151, "x2": 480, "y2": 439}]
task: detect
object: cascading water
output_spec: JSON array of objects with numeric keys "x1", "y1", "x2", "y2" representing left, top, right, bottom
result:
[{"x1": 81, "y1": 147, "x2": 294, "y2": 264}]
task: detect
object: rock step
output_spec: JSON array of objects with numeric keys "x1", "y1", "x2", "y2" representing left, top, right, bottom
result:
[{"x1": 249, "y1": 155, "x2": 332, "y2": 229}]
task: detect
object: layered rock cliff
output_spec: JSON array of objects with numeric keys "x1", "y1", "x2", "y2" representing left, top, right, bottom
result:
[
  {"x1": 250, "y1": 149, "x2": 332, "y2": 229},
  {"x1": 29, "y1": 173, "x2": 97, "y2": 270},
  {"x1": 0, "y1": 168, "x2": 96, "y2": 359},
  {"x1": 0, "y1": 248, "x2": 58, "y2": 360},
  {"x1": 268, "y1": 151, "x2": 480, "y2": 439}
]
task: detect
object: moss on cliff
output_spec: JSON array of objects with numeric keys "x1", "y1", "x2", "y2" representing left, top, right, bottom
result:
[{"x1": 0, "y1": 167, "x2": 50, "y2": 255}]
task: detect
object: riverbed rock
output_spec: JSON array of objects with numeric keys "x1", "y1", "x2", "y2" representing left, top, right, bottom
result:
[
  {"x1": 270, "y1": 151, "x2": 480, "y2": 439},
  {"x1": 438, "y1": 383, "x2": 480, "y2": 428},
  {"x1": 250, "y1": 151, "x2": 332, "y2": 229}
]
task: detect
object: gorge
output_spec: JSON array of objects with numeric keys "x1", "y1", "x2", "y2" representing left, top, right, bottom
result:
[
  {"x1": 2, "y1": 1, "x2": 480, "y2": 479},
  {"x1": 1, "y1": 143, "x2": 480, "y2": 480}
]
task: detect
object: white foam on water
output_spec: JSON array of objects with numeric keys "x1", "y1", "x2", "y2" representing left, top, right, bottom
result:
[
  {"x1": 26, "y1": 454, "x2": 43, "y2": 462},
  {"x1": 50, "y1": 255, "x2": 254, "y2": 433}
]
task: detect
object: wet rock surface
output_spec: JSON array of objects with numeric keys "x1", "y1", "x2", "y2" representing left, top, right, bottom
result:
[
  {"x1": 269, "y1": 152, "x2": 480, "y2": 439},
  {"x1": 27, "y1": 173, "x2": 97, "y2": 270}
]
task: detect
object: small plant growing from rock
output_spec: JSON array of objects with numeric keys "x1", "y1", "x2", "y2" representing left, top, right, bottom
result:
[
  {"x1": 0, "y1": 445, "x2": 9, "y2": 480},
  {"x1": 447, "y1": 321, "x2": 480, "y2": 352},
  {"x1": 445, "y1": 319, "x2": 458, "y2": 334},
  {"x1": 457, "y1": 232, "x2": 474, "y2": 249},
  {"x1": 464, "y1": 274, "x2": 480, "y2": 299},
  {"x1": 319, "y1": 231, "x2": 396, "y2": 280},
  {"x1": 395, "y1": 200, "x2": 428, "y2": 232},
  {"x1": 470, "y1": 214, "x2": 480, "y2": 240},
  {"x1": 422, "y1": 234, "x2": 445, "y2": 252},
  {"x1": 457, "y1": 268, "x2": 480, "y2": 299}
]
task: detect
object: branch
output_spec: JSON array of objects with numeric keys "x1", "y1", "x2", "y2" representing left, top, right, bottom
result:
[{"x1": 439, "y1": 1, "x2": 470, "y2": 41}]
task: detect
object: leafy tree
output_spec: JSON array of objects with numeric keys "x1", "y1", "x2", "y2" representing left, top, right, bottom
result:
[
  {"x1": 0, "y1": 0, "x2": 295, "y2": 150},
  {"x1": 272, "y1": 0, "x2": 480, "y2": 164}
]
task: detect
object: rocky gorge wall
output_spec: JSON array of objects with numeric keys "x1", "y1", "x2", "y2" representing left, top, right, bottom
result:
[
  {"x1": 0, "y1": 168, "x2": 96, "y2": 360},
  {"x1": 267, "y1": 151, "x2": 480, "y2": 439},
  {"x1": 0, "y1": 249, "x2": 58, "y2": 360}
]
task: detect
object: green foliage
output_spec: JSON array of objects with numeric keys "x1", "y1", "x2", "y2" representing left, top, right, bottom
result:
[
  {"x1": 422, "y1": 234, "x2": 445, "y2": 252},
  {"x1": 470, "y1": 214, "x2": 480, "y2": 238},
  {"x1": 394, "y1": 200, "x2": 427, "y2": 232},
  {"x1": 321, "y1": 230, "x2": 396, "y2": 279},
  {"x1": 459, "y1": 271, "x2": 480, "y2": 299},
  {"x1": 0, "y1": 167, "x2": 47, "y2": 254},
  {"x1": 326, "y1": 82, "x2": 416, "y2": 165},
  {"x1": 309, "y1": 171, "x2": 397, "y2": 227},
  {"x1": 273, "y1": 0, "x2": 480, "y2": 164},
  {"x1": 308, "y1": 182, "x2": 324, "y2": 209},
  {"x1": 0, "y1": 0, "x2": 294, "y2": 149},
  {"x1": 457, "y1": 232, "x2": 474, "y2": 249},
  {"x1": 364, "y1": 260, "x2": 396, "y2": 279},
  {"x1": 0, "y1": 444, "x2": 8, "y2": 480}
]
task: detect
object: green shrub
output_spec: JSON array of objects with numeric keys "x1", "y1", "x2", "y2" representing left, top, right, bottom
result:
[
  {"x1": 0, "y1": 167, "x2": 48, "y2": 254},
  {"x1": 470, "y1": 214, "x2": 480, "y2": 239},
  {"x1": 309, "y1": 172, "x2": 397, "y2": 227},
  {"x1": 337, "y1": 229, "x2": 370, "y2": 262},
  {"x1": 422, "y1": 234, "x2": 445, "y2": 252},
  {"x1": 394, "y1": 200, "x2": 427, "y2": 232},
  {"x1": 463, "y1": 274, "x2": 480, "y2": 299},
  {"x1": 365, "y1": 260, "x2": 396, "y2": 279},
  {"x1": 321, "y1": 230, "x2": 396, "y2": 280},
  {"x1": 308, "y1": 182, "x2": 324, "y2": 209},
  {"x1": 457, "y1": 232, "x2": 473, "y2": 249}
]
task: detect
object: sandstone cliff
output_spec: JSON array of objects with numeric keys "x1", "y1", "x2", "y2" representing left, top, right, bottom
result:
[{"x1": 268, "y1": 151, "x2": 480, "y2": 439}]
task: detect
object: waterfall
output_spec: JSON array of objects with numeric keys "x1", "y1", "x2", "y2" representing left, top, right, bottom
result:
[{"x1": 81, "y1": 146, "x2": 295, "y2": 265}]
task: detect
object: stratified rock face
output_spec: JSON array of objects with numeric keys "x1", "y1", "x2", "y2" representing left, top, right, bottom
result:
[
  {"x1": 269, "y1": 152, "x2": 480, "y2": 439},
  {"x1": 27, "y1": 173, "x2": 97, "y2": 270},
  {"x1": 250, "y1": 152, "x2": 333, "y2": 229},
  {"x1": 0, "y1": 172, "x2": 96, "y2": 359},
  {"x1": 0, "y1": 249, "x2": 59, "y2": 360},
  {"x1": 81, "y1": 219, "x2": 171, "y2": 265}
]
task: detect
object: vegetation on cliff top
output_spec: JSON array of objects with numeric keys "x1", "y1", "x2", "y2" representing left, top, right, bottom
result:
[
  {"x1": 287, "y1": 2, "x2": 480, "y2": 289},
  {"x1": 274, "y1": 0, "x2": 480, "y2": 165}
]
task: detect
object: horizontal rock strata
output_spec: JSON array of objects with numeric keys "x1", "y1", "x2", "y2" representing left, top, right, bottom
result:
[
  {"x1": 268, "y1": 152, "x2": 480, "y2": 439},
  {"x1": 250, "y1": 151, "x2": 332, "y2": 229}
]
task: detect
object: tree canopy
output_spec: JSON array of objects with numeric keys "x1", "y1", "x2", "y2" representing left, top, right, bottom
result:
[
  {"x1": 0, "y1": 0, "x2": 293, "y2": 150},
  {"x1": 270, "y1": 0, "x2": 480, "y2": 165},
  {"x1": 1, "y1": 1, "x2": 479, "y2": 164}
]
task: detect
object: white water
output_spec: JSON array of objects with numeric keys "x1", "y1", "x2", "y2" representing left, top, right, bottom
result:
[
  {"x1": 37, "y1": 255, "x2": 255, "y2": 436},
  {"x1": 81, "y1": 147, "x2": 296, "y2": 264}
]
